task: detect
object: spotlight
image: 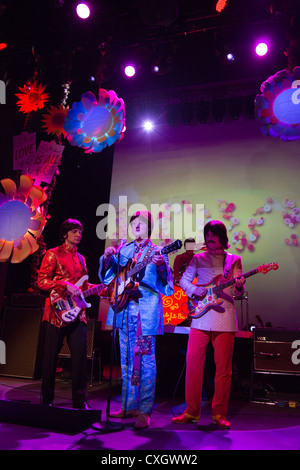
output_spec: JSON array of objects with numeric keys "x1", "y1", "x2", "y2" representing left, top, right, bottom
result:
[
  {"x1": 76, "y1": 3, "x2": 90, "y2": 19},
  {"x1": 255, "y1": 42, "x2": 268, "y2": 56},
  {"x1": 226, "y1": 52, "x2": 235, "y2": 61},
  {"x1": 124, "y1": 65, "x2": 136, "y2": 77},
  {"x1": 143, "y1": 121, "x2": 154, "y2": 131}
]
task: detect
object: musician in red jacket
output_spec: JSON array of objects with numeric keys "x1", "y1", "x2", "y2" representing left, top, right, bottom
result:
[{"x1": 38, "y1": 218, "x2": 99, "y2": 409}]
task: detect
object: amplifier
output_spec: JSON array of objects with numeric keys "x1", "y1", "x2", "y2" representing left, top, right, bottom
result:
[
  {"x1": 10, "y1": 293, "x2": 46, "y2": 308},
  {"x1": 253, "y1": 328, "x2": 300, "y2": 375}
]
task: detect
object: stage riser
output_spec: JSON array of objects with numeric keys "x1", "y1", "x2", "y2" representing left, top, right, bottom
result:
[{"x1": 0, "y1": 399, "x2": 101, "y2": 434}]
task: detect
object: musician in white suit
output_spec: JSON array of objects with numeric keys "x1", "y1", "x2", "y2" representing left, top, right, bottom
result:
[
  {"x1": 172, "y1": 220, "x2": 245, "y2": 429},
  {"x1": 99, "y1": 211, "x2": 174, "y2": 429}
]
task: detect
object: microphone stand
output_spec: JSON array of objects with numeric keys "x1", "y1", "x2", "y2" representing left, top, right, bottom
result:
[{"x1": 96, "y1": 250, "x2": 123, "y2": 433}]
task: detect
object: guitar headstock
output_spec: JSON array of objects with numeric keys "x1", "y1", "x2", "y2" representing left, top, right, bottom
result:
[
  {"x1": 258, "y1": 262, "x2": 279, "y2": 274},
  {"x1": 161, "y1": 239, "x2": 183, "y2": 255}
]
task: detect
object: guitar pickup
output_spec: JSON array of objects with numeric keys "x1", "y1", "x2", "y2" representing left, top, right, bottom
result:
[
  {"x1": 54, "y1": 299, "x2": 66, "y2": 312},
  {"x1": 66, "y1": 295, "x2": 75, "y2": 309}
]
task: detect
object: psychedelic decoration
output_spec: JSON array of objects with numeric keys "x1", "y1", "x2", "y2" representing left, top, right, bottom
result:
[
  {"x1": 254, "y1": 66, "x2": 300, "y2": 141},
  {"x1": 41, "y1": 104, "x2": 69, "y2": 139},
  {"x1": 0, "y1": 175, "x2": 47, "y2": 263},
  {"x1": 206, "y1": 196, "x2": 299, "y2": 252},
  {"x1": 15, "y1": 81, "x2": 49, "y2": 114},
  {"x1": 64, "y1": 88, "x2": 126, "y2": 153},
  {"x1": 163, "y1": 286, "x2": 189, "y2": 325}
]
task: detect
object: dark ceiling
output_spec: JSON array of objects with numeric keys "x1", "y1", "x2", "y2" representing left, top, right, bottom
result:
[{"x1": 1, "y1": 0, "x2": 300, "y2": 105}]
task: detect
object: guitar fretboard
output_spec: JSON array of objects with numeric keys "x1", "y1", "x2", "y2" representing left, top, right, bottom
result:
[
  {"x1": 213, "y1": 268, "x2": 258, "y2": 294},
  {"x1": 127, "y1": 240, "x2": 182, "y2": 277},
  {"x1": 82, "y1": 284, "x2": 104, "y2": 298},
  {"x1": 127, "y1": 248, "x2": 156, "y2": 277}
]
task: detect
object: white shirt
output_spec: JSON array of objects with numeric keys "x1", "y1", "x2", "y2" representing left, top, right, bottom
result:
[{"x1": 180, "y1": 250, "x2": 244, "y2": 332}]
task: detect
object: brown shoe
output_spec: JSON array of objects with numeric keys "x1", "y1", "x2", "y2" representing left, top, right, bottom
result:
[
  {"x1": 172, "y1": 412, "x2": 200, "y2": 424},
  {"x1": 134, "y1": 413, "x2": 150, "y2": 429},
  {"x1": 212, "y1": 415, "x2": 231, "y2": 429},
  {"x1": 109, "y1": 409, "x2": 139, "y2": 419}
]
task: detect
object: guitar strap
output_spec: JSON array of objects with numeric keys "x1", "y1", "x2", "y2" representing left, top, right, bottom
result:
[
  {"x1": 223, "y1": 252, "x2": 233, "y2": 278},
  {"x1": 77, "y1": 253, "x2": 88, "y2": 275}
]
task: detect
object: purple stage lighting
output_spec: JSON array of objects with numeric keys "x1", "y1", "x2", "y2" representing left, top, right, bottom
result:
[{"x1": 76, "y1": 3, "x2": 90, "y2": 19}]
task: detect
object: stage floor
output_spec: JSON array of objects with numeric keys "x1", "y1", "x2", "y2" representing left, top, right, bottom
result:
[{"x1": 0, "y1": 374, "x2": 300, "y2": 452}]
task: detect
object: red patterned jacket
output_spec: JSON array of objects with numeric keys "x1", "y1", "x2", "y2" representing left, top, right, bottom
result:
[{"x1": 38, "y1": 243, "x2": 94, "y2": 327}]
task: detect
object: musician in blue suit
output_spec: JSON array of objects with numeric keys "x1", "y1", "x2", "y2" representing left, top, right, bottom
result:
[{"x1": 98, "y1": 210, "x2": 174, "y2": 429}]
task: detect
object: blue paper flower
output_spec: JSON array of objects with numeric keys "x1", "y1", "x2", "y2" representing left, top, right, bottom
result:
[
  {"x1": 64, "y1": 89, "x2": 126, "y2": 153},
  {"x1": 254, "y1": 66, "x2": 300, "y2": 141}
]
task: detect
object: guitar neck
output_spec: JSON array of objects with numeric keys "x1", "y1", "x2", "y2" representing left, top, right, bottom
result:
[
  {"x1": 126, "y1": 239, "x2": 182, "y2": 277},
  {"x1": 82, "y1": 284, "x2": 103, "y2": 298},
  {"x1": 127, "y1": 250, "x2": 155, "y2": 277},
  {"x1": 213, "y1": 268, "x2": 258, "y2": 293}
]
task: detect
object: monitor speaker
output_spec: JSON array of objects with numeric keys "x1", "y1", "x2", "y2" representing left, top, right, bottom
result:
[
  {"x1": 0, "y1": 306, "x2": 44, "y2": 379},
  {"x1": 253, "y1": 328, "x2": 300, "y2": 375}
]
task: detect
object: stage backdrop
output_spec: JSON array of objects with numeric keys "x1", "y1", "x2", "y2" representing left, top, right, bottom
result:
[{"x1": 101, "y1": 115, "x2": 300, "y2": 330}]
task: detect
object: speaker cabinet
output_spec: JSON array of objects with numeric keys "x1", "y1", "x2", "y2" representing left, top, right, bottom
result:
[
  {"x1": 0, "y1": 306, "x2": 44, "y2": 379},
  {"x1": 253, "y1": 328, "x2": 300, "y2": 375}
]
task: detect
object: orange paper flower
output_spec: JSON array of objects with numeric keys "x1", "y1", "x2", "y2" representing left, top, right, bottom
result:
[
  {"x1": 42, "y1": 104, "x2": 69, "y2": 138},
  {"x1": 16, "y1": 81, "x2": 49, "y2": 114},
  {"x1": 0, "y1": 175, "x2": 47, "y2": 263}
]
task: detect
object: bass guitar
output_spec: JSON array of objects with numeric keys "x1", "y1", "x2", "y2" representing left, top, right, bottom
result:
[
  {"x1": 108, "y1": 239, "x2": 182, "y2": 312},
  {"x1": 50, "y1": 275, "x2": 107, "y2": 323},
  {"x1": 187, "y1": 262, "x2": 278, "y2": 319}
]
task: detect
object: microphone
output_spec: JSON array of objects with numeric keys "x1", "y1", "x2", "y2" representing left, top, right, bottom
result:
[{"x1": 116, "y1": 238, "x2": 127, "y2": 254}]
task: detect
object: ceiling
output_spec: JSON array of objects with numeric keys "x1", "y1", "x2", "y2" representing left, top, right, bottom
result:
[{"x1": 1, "y1": 0, "x2": 300, "y2": 106}]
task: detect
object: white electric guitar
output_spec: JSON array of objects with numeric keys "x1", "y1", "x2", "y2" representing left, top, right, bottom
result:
[{"x1": 50, "y1": 275, "x2": 107, "y2": 323}]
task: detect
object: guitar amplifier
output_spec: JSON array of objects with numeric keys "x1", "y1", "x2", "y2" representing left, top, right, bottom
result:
[{"x1": 253, "y1": 328, "x2": 300, "y2": 375}]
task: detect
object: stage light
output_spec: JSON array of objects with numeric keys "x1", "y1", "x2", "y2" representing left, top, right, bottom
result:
[
  {"x1": 255, "y1": 42, "x2": 268, "y2": 56},
  {"x1": 143, "y1": 121, "x2": 154, "y2": 131},
  {"x1": 216, "y1": 0, "x2": 227, "y2": 13},
  {"x1": 0, "y1": 42, "x2": 7, "y2": 51},
  {"x1": 76, "y1": 3, "x2": 90, "y2": 19},
  {"x1": 124, "y1": 65, "x2": 136, "y2": 77},
  {"x1": 226, "y1": 52, "x2": 235, "y2": 61}
]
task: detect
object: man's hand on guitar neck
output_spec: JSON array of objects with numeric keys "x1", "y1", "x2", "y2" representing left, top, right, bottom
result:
[
  {"x1": 234, "y1": 275, "x2": 246, "y2": 291},
  {"x1": 152, "y1": 250, "x2": 165, "y2": 267}
]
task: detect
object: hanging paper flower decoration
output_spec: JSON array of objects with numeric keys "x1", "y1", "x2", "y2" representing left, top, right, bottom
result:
[
  {"x1": 42, "y1": 104, "x2": 69, "y2": 139},
  {"x1": 0, "y1": 175, "x2": 47, "y2": 263},
  {"x1": 15, "y1": 81, "x2": 49, "y2": 114},
  {"x1": 254, "y1": 66, "x2": 300, "y2": 141},
  {"x1": 64, "y1": 88, "x2": 126, "y2": 153}
]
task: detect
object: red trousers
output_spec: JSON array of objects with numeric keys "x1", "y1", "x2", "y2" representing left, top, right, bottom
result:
[{"x1": 185, "y1": 328, "x2": 235, "y2": 417}]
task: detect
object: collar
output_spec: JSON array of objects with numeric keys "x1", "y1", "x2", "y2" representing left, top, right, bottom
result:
[
  {"x1": 134, "y1": 238, "x2": 150, "y2": 248},
  {"x1": 62, "y1": 242, "x2": 78, "y2": 253},
  {"x1": 207, "y1": 248, "x2": 225, "y2": 256}
]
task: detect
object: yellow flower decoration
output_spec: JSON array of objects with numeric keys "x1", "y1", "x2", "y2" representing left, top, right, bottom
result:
[
  {"x1": 0, "y1": 175, "x2": 47, "y2": 263},
  {"x1": 42, "y1": 104, "x2": 69, "y2": 138},
  {"x1": 16, "y1": 81, "x2": 49, "y2": 114}
]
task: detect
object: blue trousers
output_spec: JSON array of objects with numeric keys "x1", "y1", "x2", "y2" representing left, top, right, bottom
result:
[{"x1": 119, "y1": 301, "x2": 156, "y2": 415}]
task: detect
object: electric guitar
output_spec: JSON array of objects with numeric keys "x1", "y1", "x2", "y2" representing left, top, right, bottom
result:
[
  {"x1": 50, "y1": 275, "x2": 108, "y2": 323},
  {"x1": 108, "y1": 239, "x2": 182, "y2": 312},
  {"x1": 187, "y1": 262, "x2": 278, "y2": 319}
]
